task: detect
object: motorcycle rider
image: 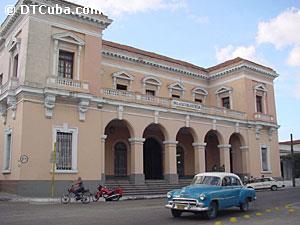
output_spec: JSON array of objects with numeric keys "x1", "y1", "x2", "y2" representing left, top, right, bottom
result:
[{"x1": 73, "y1": 177, "x2": 84, "y2": 200}]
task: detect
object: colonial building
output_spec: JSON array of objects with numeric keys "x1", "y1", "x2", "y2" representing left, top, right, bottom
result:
[{"x1": 0, "y1": 0, "x2": 281, "y2": 196}]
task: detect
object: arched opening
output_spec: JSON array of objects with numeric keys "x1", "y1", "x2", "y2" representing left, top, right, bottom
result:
[
  {"x1": 204, "y1": 130, "x2": 221, "y2": 172},
  {"x1": 114, "y1": 141, "x2": 127, "y2": 176},
  {"x1": 104, "y1": 119, "x2": 132, "y2": 178},
  {"x1": 176, "y1": 127, "x2": 196, "y2": 178},
  {"x1": 143, "y1": 124, "x2": 166, "y2": 180},
  {"x1": 229, "y1": 133, "x2": 244, "y2": 176}
]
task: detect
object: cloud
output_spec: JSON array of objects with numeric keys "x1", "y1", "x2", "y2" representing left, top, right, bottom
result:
[
  {"x1": 188, "y1": 14, "x2": 209, "y2": 24},
  {"x1": 72, "y1": 0, "x2": 187, "y2": 17},
  {"x1": 215, "y1": 45, "x2": 256, "y2": 63},
  {"x1": 287, "y1": 46, "x2": 300, "y2": 67},
  {"x1": 256, "y1": 8, "x2": 300, "y2": 49}
]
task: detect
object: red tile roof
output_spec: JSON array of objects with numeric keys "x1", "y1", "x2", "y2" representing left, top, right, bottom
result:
[{"x1": 102, "y1": 40, "x2": 276, "y2": 74}]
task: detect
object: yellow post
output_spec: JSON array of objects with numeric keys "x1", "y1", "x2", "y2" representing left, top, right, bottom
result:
[{"x1": 51, "y1": 142, "x2": 56, "y2": 198}]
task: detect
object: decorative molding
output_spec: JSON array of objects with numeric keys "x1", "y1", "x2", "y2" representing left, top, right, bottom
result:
[
  {"x1": 268, "y1": 127, "x2": 275, "y2": 141},
  {"x1": 101, "y1": 135, "x2": 107, "y2": 142},
  {"x1": 215, "y1": 86, "x2": 233, "y2": 95},
  {"x1": 192, "y1": 142, "x2": 207, "y2": 148},
  {"x1": 213, "y1": 119, "x2": 217, "y2": 130},
  {"x1": 7, "y1": 95, "x2": 17, "y2": 120},
  {"x1": 117, "y1": 105, "x2": 124, "y2": 120},
  {"x1": 240, "y1": 146, "x2": 249, "y2": 151},
  {"x1": 255, "y1": 125, "x2": 263, "y2": 140},
  {"x1": 154, "y1": 110, "x2": 159, "y2": 124},
  {"x1": 235, "y1": 122, "x2": 240, "y2": 133},
  {"x1": 185, "y1": 115, "x2": 190, "y2": 127},
  {"x1": 78, "y1": 98, "x2": 89, "y2": 121},
  {"x1": 52, "y1": 32, "x2": 85, "y2": 46},
  {"x1": 44, "y1": 93, "x2": 56, "y2": 119}
]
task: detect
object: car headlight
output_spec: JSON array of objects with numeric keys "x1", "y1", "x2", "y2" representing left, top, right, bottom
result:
[
  {"x1": 199, "y1": 193, "x2": 206, "y2": 201},
  {"x1": 167, "y1": 192, "x2": 172, "y2": 199}
]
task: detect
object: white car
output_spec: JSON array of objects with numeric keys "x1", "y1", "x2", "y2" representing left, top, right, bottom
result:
[{"x1": 246, "y1": 177, "x2": 285, "y2": 191}]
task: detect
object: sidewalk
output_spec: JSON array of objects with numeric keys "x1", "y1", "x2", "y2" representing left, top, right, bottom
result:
[{"x1": 0, "y1": 192, "x2": 165, "y2": 203}]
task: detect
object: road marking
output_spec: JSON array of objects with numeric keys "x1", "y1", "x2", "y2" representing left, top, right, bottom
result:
[
  {"x1": 285, "y1": 204, "x2": 292, "y2": 208},
  {"x1": 243, "y1": 214, "x2": 251, "y2": 219},
  {"x1": 265, "y1": 209, "x2": 272, "y2": 213},
  {"x1": 288, "y1": 209, "x2": 295, "y2": 213},
  {"x1": 274, "y1": 207, "x2": 280, "y2": 211},
  {"x1": 256, "y1": 212, "x2": 263, "y2": 216},
  {"x1": 214, "y1": 221, "x2": 223, "y2": 225},
  {"x1": 229, "y1": 217, "x2": 237, "y2": 223}
]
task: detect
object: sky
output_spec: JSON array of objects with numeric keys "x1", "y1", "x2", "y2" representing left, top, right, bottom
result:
[{"x1": 0, "y1": 0, "x2": 300, "y2": 141}]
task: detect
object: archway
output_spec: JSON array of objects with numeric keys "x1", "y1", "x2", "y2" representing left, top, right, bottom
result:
[
  {"x1": 229, "y1": 133, "x2": 245, "y2": 176},
  {"x1": 204, "y1": 130, "x2": 222, "y2": 172},
  {"x1": 104, "y1": 119, "x2": 132, "y2": 178},
  {"x1": 143, "y1": 124, "x2": 166, "y2": 179},
  {"x1": 176, "y1": 127, "x2": 196, "y2": 177}
]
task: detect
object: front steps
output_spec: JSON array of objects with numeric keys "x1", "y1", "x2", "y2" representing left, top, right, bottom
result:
[{"x1": 104, "y1": 179, "x2": 192, "y2": 197}]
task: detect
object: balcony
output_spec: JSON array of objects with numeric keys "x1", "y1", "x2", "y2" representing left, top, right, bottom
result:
[
  {"x1": 254, "y1": 113, "x2": 274, "y2": 123},
  {"x1": 46, "y1": 76, "x2": 90, "y2": 93},
  {"x1": 101, "y1": 88, "x2": 247, "y2": 120}
]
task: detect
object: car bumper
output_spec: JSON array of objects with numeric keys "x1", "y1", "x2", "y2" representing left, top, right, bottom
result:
[{"x1": 165, "y1": 201, "x2": 209, "y2": 212}]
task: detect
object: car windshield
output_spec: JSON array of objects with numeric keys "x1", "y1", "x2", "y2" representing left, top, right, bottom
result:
[{"x1": 191, "y1": 176, "x2": 221, "y2": 186}]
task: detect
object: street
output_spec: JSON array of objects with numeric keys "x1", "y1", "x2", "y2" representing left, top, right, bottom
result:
[{"x1": 1, "y1": 187, "x2": 300, "y2": 225}]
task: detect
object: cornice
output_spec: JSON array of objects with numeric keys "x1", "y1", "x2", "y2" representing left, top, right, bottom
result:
[
  {"x1": 102, "y1": 50, "x2": 209, "y2": 80},
  {"x1": 102, "y1": 50, "x2": 278, "y2": 81}
]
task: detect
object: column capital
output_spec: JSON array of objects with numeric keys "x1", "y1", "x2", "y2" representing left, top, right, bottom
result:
[
  {"x1": 192, "y1": 142, "x2": 207, "y2": 148},
  {"x1": 128, "y1": 137, "x2": 145, "y2": 144},
  {"x1": 240, "y1": 146, "x2": 249, "y2": 151},
  {"x1": 101, "y1": 135, "x2": 107, "y2": 141},
  {"x1": 218, "y1": 144, "x2": 231, "y2": 149},
  {"x1": 163, "y1": 140, "x2": 178, "y2": 145}
]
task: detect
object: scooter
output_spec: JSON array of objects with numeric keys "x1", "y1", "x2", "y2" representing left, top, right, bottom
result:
[{"x1": 92, "y1": 184, "x2": 123, "y2": 202}]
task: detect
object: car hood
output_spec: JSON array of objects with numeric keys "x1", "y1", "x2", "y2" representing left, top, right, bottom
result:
[{"x1": 172, "y1": 184, "x2": 221, "y2": 199}]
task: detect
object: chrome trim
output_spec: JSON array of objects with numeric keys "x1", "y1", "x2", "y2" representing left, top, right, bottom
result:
[{"x1": 165, "y1": 203, "x2": 209, "y2": 212}]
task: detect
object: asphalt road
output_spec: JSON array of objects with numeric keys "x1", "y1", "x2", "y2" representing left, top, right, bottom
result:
[{"x1": 1, "y1": 187, "x2": 300, "y2": 225}]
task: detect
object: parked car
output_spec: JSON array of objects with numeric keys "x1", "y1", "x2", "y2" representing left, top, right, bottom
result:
[
  {"x1": 246, "y1": 177, "x2": 285, "y2": 191},
  {"x1": 165, "y1": 172, "x2": 256, "y2": 219}
]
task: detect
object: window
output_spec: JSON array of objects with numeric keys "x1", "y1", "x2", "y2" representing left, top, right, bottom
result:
[
  {"x1": 222, "y1": 97, "x2": 230, "y2": 109},
  {"x1": 193, "y1": 87, "x2": 207, "y2": 104},
  {"x1": 13, "y1": 54, "x2": 19, "y2": 77},
  {"x1": 54, "y1": 125, "x2": 78, "y2": 172},
  {"x1": 146, "y1": 89, "x2": 155, "y2": 96},
  {"x1": 195, "y1": 97, "x2": 203, "y2": 103},
  {"x1": 58, "y1": 50, "x2": 74, "y2": 79},
  {"x1": 256, "y1": 95, "x2": 263, "y2": 113},
  {"x1": 261, "y1": 146, "x2": 270, "y2": 171},
  {"x1": 172, "y1": 94, "x2": 181, "y2": 99},
  {"x1": 116, "y1": 84, "x2": 127, "y2": 91},
  {"x1": 0, "y1": 73, "x2": 3, "y2": 85},
  {"x1": 2, "y1": 130, "x2": 12, "y2": 172}
]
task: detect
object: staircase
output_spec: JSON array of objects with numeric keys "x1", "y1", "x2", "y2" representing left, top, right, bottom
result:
[{"x1": 105, "y1": 179, "x2": 192, "y2": 197}]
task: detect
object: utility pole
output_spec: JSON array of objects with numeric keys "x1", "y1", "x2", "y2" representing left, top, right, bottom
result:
[{"x1": 290, "y1": 134, "x2": 296, "y2": 187}]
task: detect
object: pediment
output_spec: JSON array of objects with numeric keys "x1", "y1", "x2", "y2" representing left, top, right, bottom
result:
[
  {"x1": 193, "y1": 87, "x2": 208, "y2": 95},
  {"x1": 254, "y1": 84, "x2": 267, "y2": 92},
  {"x1": 142, "y1": 76, "x2": 162, "y2": 86},
  {"x1": 168, "y1": 82, "x2": 185, "y2": 90},
  {"x1": 112, "y1": 71, "x2": 134, "y2": 81},
  {"x1": 215, "y1": 86, "x2": 232, "y2": 94},
  {"x1": 53, "y1": 32, "x2": 85, "y2": 46}
]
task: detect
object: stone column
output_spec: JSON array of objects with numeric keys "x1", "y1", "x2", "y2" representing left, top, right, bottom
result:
[
  {"x1": 193, "y1": 142, "x2": 206, "y2": 174},
  {"x1": 129, "y1": 138, "x2": 145, "y2": 185},
  {"x1": 218, "y1": 144, "x2": 231, "y2": 172},
  {"x1": 163, "y1": 140, "x2": 178, "y2": 184},
  {"x1": 240, "y1": 146, "x2": 250, "y2": 176},
  {"x1": 100, "y1": 135, "x2": 107, "y2": 184}
]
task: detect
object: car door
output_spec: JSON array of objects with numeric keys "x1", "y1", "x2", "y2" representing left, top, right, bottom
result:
[
  {"x1": 220, "y1": 176, "x2": 236, "y2": 208},
  {"x1": 229, "y1": 176, "x2": 242, "y2": 206},
  {"x1": 262, "y1": 178, "x2": 272, "y2": 189}
]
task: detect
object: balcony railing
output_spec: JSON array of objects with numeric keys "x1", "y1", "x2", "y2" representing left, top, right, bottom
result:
[
  {"x1": 46, "y1": 76, "x2": 89, "y2": 92},
  {"x1": 101, "y1": 88, "x2": 247, "y2": 120},
  {"x1": 254, "y1": 113, "x2": 274, "y2": 122}
]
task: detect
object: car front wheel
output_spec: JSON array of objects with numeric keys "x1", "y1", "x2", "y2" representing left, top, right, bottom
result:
[
  {"x1": 271, "y1": 185, "x2": 278, "y2": 191},
  {"x1": 171, "y1": 209, "x2": 182, "y2": 218},
  {"x1": 240, "y1": 198, "x2": 250, "y2": 212},
  {"x1": 204, "y1": 201, "x2": 218, "y2": 220}
]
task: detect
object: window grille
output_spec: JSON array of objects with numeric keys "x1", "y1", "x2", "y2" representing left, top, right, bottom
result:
[
  {"x1": 58, "y1": 51, "x2": 74, "y2": 79},
  {"x1": 56, "y1": 132, "x2": 72, "y2": 170}
]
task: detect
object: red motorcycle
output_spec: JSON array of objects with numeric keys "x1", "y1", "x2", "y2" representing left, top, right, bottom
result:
[{"x1": 92, "y1": 185, "x2": 123, "y2": 202}]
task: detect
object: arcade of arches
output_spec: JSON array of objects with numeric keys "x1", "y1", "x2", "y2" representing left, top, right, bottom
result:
[{"x1": 103, "y1": 119, "x2": 248, "y2": 184}]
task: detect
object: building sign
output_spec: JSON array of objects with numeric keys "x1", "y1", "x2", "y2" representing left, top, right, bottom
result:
[{"x1": 171, "y1": 100, "x2": 202, "y2": 111}]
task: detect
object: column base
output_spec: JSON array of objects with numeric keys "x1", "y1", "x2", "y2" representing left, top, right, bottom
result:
[
  {"x1": 130, "y1": 174, "x2": 145, "y2": 185},
  {"x1": 164, "y1": 174, "x2": 178, "y2": 184}
]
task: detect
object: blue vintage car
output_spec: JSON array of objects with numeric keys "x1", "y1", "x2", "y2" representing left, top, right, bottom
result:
[{"x1": 165, "y1": 172, "x2": 256, "y2": 219}]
